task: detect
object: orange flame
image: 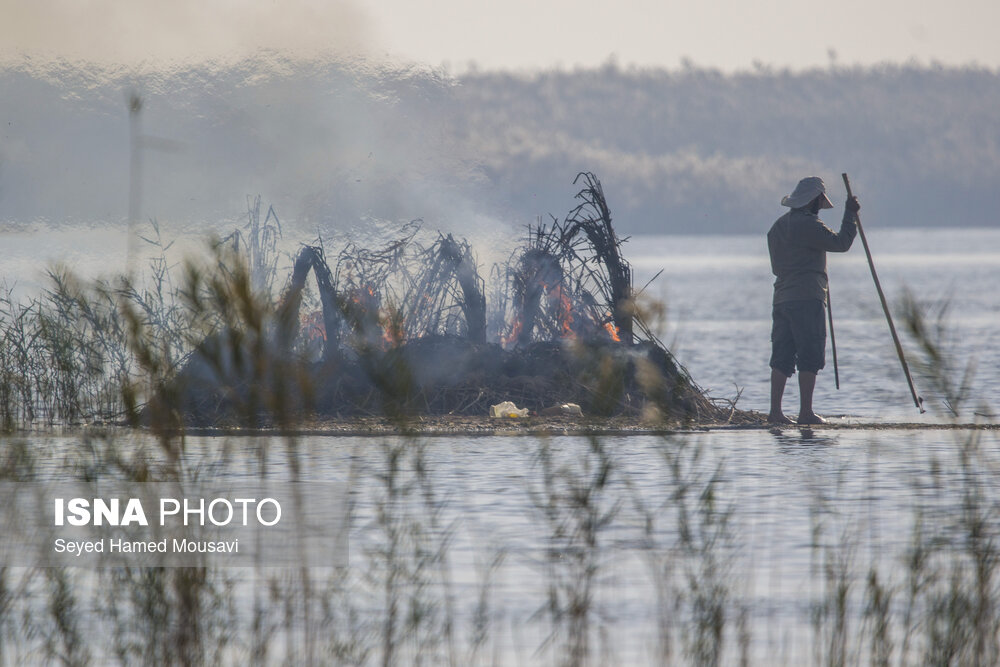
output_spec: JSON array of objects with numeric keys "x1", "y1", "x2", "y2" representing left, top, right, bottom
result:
[
  {"x1": 604, "y1": 321, "x2": 621, "y2": 342},
  {"x1": 551, "y1": 285, "x2": 575, "y2": 339},
  {"x1": 380, "y1": 309, "x2": 405, "y2": 348},
  {"x1": 502, "y1": 317, "x2": 524, "y2": 348},
  {"x1": 381, "y1": 325, "x2": 403, "y2": 348},
  {"x1": 348, "y1": 284, "x2": 377, "y2": 308}
]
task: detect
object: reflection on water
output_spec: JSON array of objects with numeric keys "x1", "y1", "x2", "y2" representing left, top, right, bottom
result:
[{"x1": 769, "y1": 426, "x2": 840, "y2": 448}]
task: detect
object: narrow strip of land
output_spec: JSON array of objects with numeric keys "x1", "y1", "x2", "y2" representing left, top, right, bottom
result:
[{"x1": 139, "y1": 415, "x2": 1000, "y2": 438}]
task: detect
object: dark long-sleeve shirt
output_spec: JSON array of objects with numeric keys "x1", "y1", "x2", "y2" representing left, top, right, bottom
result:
[{"x1": 767, "y1": 207, "x2": 857, "y2": 305}]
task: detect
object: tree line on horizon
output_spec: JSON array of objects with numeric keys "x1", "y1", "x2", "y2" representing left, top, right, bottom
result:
[{"x1": 1, "y1": 58, "x2": 997, "y2": 236}]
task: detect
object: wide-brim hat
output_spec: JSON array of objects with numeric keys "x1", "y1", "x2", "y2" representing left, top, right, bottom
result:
[{"x1": 781, "y1": 176, "x2": 834, "y2": 209}]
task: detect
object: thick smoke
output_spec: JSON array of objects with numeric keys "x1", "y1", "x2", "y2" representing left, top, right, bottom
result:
[
  {"x1": 0, "y1": 59, "x2": 507, "y2": 250},
  {"x1": 0, "y1": 0, "x2": 373, "y2": 67}
]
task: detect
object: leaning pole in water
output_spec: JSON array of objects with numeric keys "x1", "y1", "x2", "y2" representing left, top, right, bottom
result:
[{"x1": 842, "y1": 173, "x2": 925, "y2": 413}]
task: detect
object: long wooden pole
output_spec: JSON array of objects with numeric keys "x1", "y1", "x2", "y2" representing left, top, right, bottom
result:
[
  {"x1": 827, "y1": 287, "x2": 840, "y2": 389},
  {"x1": 842, "y1": 173, "x2": 924, "y2": 413}
]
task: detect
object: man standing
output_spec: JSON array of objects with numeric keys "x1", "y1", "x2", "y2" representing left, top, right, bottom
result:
[{"x1": 767, "y1": 176, "x2": 860, "y2": 424}]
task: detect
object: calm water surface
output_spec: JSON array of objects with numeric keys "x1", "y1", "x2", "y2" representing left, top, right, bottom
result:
[{"x1": 56, "y1": 426, "x2": 983, "y2": 665}]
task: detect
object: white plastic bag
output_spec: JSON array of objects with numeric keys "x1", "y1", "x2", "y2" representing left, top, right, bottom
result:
[{"x1": 489, "y1": 401, "x2": 529, "y2": 418}]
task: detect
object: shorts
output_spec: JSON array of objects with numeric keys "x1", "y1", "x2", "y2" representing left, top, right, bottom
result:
[{"x1": 769, "y1": 299, "x2": 826, "y2": 376}]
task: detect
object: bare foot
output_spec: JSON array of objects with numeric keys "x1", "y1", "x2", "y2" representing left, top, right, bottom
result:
[
  {"x1": 767, "y1": 412, "x2": 793, "y2": 424},
  {"x1": 796, "y1": 412, "x2": 827, "y2": 425}
]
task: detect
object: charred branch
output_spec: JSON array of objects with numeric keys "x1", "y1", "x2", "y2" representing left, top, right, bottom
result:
[
  {"x1": 332, "y1": 225, "x2": 418, "y2": 351},
  {"x1": 404, "y1": 233, "x2": 487, "y2": 344},
  {"x1": 563, "y1": 172, "x2": 633, "y2": 344},
  {"x1": 507, "y1": 247, "x2": 565, "y2": 347},
  {"x1": 280, "y1": 245, "x2": 343, "y2": 362}
]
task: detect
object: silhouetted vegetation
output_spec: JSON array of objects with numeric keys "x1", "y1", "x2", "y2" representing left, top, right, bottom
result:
[{"x1": 3, "y1": 177, "x2": 729, "y2": 428}]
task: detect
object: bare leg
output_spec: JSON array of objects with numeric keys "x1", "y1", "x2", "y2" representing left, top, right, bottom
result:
[
  {"x1": 768, "y1": 368, "x2": 793, "y2": 424},
  {"x1": 797, "y1": 371, "x2": 826, "y2": 424}
]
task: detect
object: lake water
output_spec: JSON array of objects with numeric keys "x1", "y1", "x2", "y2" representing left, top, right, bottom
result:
[
  {"x1": 307, "y1": 426, "x2": 998, "y2": 665},
  {"x1": 16, "y1": 424, "x2": 991, "y2": 665},
  {"x1": 2, "y1": 225, "x2": 999, "y2": 664},
  {"x1": 19, "y1": 424, "x2": 999, "y2": 665}
]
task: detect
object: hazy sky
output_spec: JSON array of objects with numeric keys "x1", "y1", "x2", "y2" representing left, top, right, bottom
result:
[
  {"x1": 1, "y1": 0, "x2": 997, "y2": 72},
  {"x1": 365, "y1": 0, "x2": 1000, "y2": 72}
]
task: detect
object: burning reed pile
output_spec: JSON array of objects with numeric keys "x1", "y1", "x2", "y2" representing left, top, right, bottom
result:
[{"x1": 170, "y1": 174, "x2": 733, "y2": 426}]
